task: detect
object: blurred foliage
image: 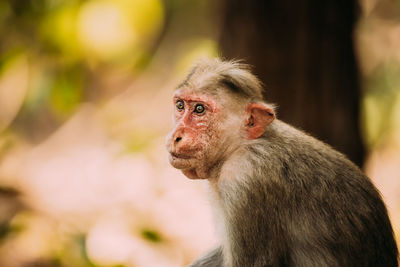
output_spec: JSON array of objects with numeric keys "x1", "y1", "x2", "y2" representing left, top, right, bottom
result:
[
  {"x1": 0, "y1": 187, "x2": 23, "y2": 242},
  {"x1": 0, "y1": 0, "x2": 169, "y2": 265},
  {"x1": 141, "y1": 229, "x2": 162, "y2": 243},
  {"x1": 362, "y1": 62, "x2": 400, "y2": 147},
  {"x1": 0, "y1": 0, "x2": 165, "y2": 142}
]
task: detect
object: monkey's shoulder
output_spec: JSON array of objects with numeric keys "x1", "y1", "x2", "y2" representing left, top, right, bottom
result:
[
  {"x1": 249, "y1": 120, "x2": 373, "y2": 189},
  {"x1": 262, "y1": 120, "x2": 358, "y2": 168}
]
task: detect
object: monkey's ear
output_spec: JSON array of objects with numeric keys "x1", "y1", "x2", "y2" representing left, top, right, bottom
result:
[{"x1": 245, "y1": 103, "x2": 275, "y2": 139}]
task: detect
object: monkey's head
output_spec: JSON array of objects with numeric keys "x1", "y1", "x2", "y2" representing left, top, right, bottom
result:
[{"x1": 166, "y1": 58, "x2": 275, "y2": 179}]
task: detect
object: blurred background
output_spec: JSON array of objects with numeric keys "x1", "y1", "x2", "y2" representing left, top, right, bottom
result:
[{"x1": 0, "y1": 0, "x2": 399, "y2": 266}]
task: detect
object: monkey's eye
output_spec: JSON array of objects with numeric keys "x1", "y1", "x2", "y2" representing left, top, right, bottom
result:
[
  {"x1": 176, "y1": 100, "x2": 184, "y2": 111},
  {"x1": 194, "y1": 104, "x2": 205, "y2": 114}
]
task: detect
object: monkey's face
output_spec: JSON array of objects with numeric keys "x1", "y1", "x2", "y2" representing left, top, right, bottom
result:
[{"x1": 166, "y1": 89, "x2": 242, "y2": 179}]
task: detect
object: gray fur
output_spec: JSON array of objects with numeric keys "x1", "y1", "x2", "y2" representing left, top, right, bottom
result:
[
  {"x1": 178, "y1": 58, "x2": 264, "y2": 100},
  {"x1": 174, "y1": 59, "x2": 399, "y2": 267},
  {"x1": 212, "y1": 120, "x2": 399, "y2": 266}
]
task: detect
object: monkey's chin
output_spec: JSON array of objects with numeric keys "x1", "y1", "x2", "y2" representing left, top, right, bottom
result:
[
  {"x1": 168, "y1": 153, "x2": 196, "y2": 170},
  {"x1": 168, "y1": 155, "x2": 205, "y2": 179}
]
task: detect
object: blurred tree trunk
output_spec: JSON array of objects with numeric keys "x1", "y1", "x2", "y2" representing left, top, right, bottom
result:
[{"x1": 219, "y1": 0, "x2": 365, "y2": 166}]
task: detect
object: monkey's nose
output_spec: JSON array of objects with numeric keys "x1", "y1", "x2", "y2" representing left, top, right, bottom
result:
[{"x1": 175, "y1": 136, "x2": 182, "y2": 143}]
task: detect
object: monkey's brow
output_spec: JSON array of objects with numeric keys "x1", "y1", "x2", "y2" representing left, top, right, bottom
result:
[{"x1": 173, "y1": 96, "x2": 208, "y2": 103}]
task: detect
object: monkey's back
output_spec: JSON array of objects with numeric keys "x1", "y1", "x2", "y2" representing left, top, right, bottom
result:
[{"x1": 221, "y1": 120, "x2": 399, "y2": 267}]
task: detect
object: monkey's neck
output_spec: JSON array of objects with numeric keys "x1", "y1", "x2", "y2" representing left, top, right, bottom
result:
[
  {"x1": 208, "y1": 179, "x2": 239, "y2": 267},
  {"x1": 208, "y1": 139, "x2": 277, "y2": 267}
]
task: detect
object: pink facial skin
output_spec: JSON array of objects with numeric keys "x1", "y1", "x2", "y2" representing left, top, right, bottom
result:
[{"x1": 166, "y1": 89, "x2": 223, "y2": 179}]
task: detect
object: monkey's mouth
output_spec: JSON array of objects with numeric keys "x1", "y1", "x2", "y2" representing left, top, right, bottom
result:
[
  {"x1": 168, "y1": 152, "x2": 196, "y2": 169},
  {"x1": 170, "y1": 152, "x2": 192, "y2": 159}
]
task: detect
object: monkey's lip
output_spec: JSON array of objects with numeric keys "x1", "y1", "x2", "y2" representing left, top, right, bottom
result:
[{"x1": 170, "y1": 152, "x2": 192, "y2": 159}]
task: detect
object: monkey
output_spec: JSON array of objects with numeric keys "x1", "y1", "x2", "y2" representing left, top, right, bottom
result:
[{"x1": 165, "y1": 58, "x2": 399, "y2": 267}]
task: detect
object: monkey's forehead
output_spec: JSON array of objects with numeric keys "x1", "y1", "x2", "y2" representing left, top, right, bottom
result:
[{"x1": 173, "y1": 88, "x2": 219, "y2": 103}]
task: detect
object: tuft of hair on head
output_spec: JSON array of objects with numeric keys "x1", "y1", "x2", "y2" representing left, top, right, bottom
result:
[{"x1": 178, "y1": 57, "x2": 265, "y2": 101}]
